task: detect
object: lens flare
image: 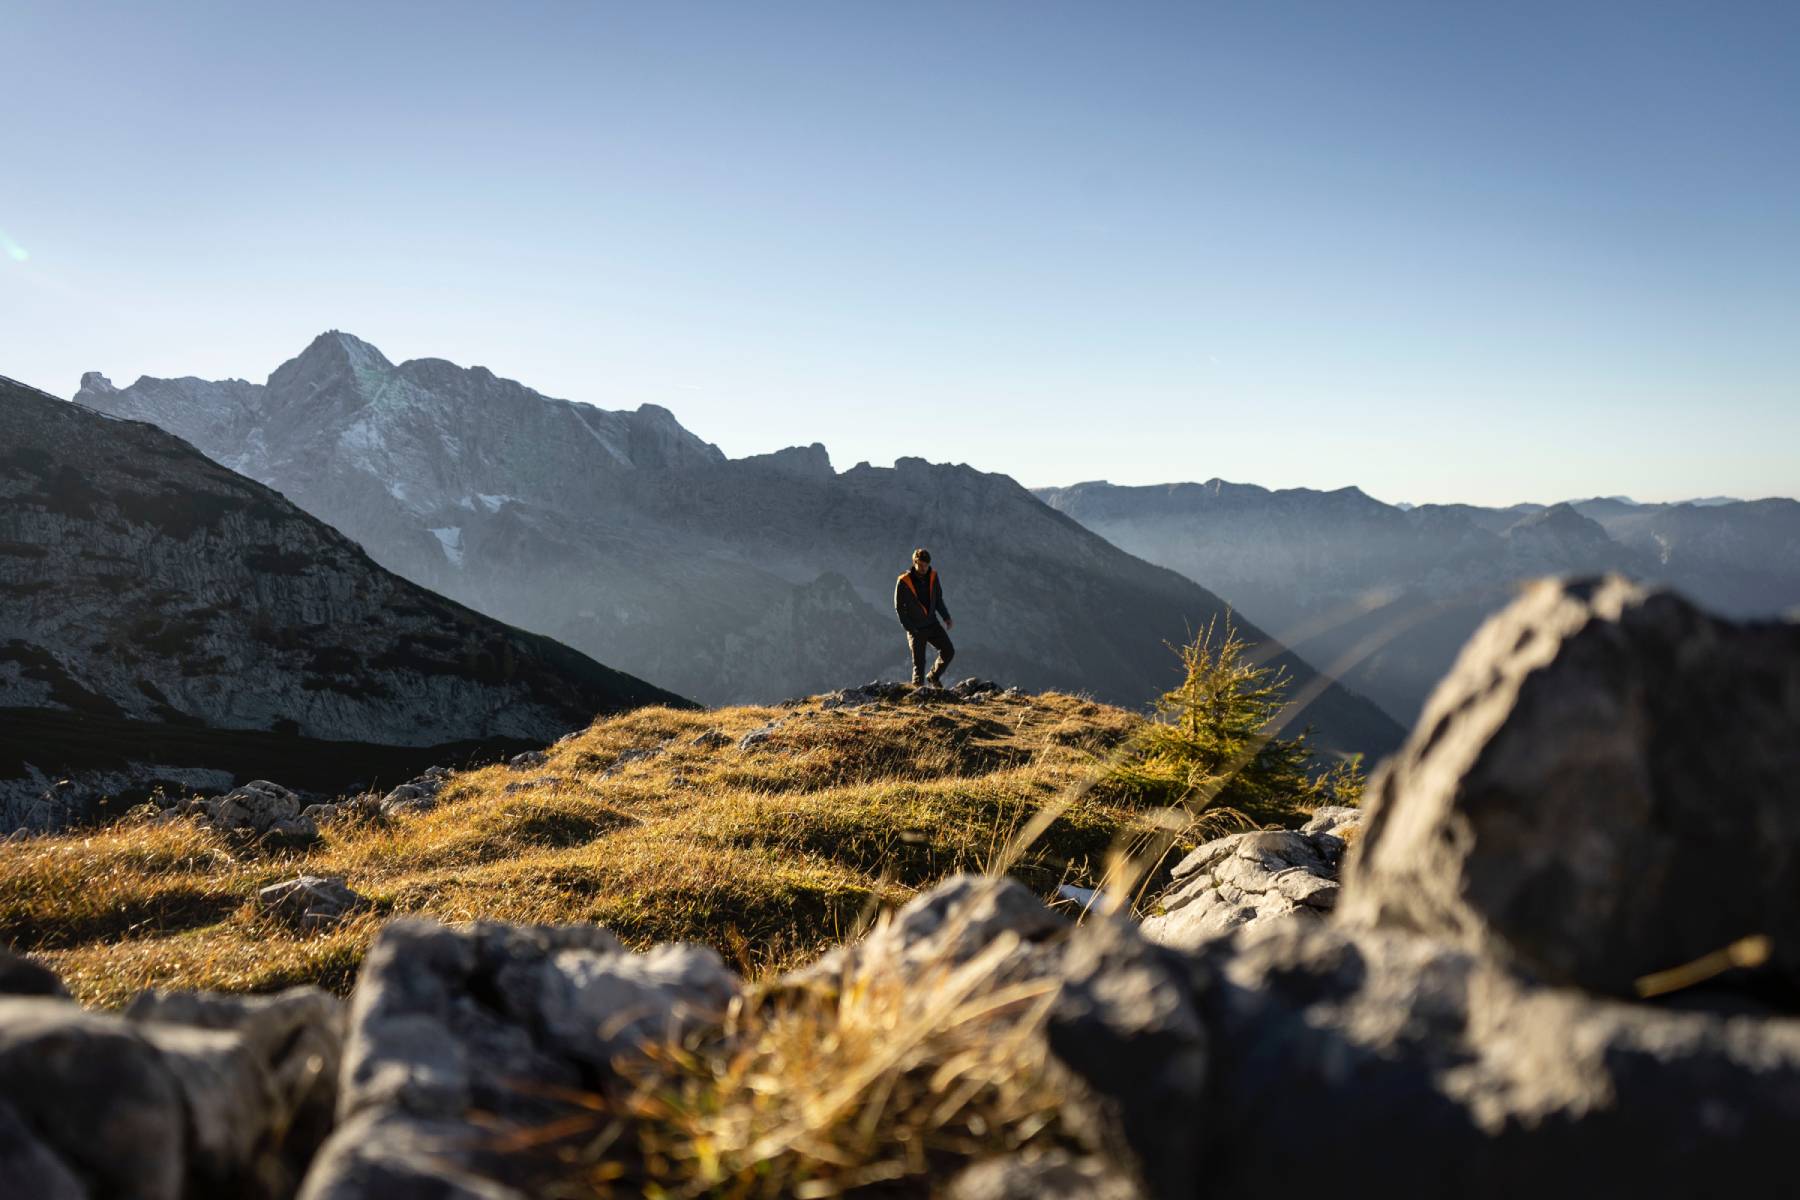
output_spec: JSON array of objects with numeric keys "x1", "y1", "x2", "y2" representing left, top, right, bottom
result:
[{"x1": 0, "y1": 230, "x2": 29, "y2": 262}]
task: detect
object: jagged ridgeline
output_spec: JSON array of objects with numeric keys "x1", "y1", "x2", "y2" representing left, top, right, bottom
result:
[
  {"x1": 1038, "y1": 479, "x2": 1800, "y2": 724},
  {"x1": 73, "y1": 332, "x2": 1403, "y2": 759},
  {"x1": 0, "y1": 376, "x2": 688, "y2": 831}
]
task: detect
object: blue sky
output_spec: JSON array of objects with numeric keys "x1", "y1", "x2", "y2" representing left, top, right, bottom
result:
[{"x1": 5, "y1": 0, "x2": 1796, "y2": 505}]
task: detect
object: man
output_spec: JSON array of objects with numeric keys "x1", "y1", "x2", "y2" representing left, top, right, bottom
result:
[{"x1": 895, "y1": 547, "x2": 955, "y2": 687}]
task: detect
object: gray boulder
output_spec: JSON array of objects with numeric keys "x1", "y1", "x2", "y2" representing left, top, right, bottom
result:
[
  {"x1": 1343, "y1": 575, "x2": 1800, "y2": 997},
  {"x1": 1140, "y1": 817, "x2": 1355, "y2": 952},
  {"x1": 300, "y1": 918, "x2": 739, "y2": 1198},
  {"x1": 207, "y1": 780, "x2": 302, "y2": 834},
  {"x1": 737, "y1": 721, "x2": 783, "y2": 751},
  {"x1": 1188, "y1": 918, "x2": 1800, "y2": 1197},
  {"x1": 0, "y1": 986, "x2": 343, "y2": 1200},
  {"x1": 259, "y1": 876, "x2": 369, "y2": 930},
  {"x1": 378, "y1": 767, "x2": 452, "y2": 817},
  {"x1": 796, "y1": 874, "x2": 1066, "y2": 987}
]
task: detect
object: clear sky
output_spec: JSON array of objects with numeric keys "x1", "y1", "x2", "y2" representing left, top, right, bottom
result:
[{"x1": 5, "y1": 1, "x2": 1796, "y2": 505}]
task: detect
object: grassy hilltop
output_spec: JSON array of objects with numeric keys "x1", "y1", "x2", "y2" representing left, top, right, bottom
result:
[{"x1": 3, "y1": 689, "x2": 1175, "y2": 1007}]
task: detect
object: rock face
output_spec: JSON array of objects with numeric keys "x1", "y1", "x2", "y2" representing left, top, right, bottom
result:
[
  {"x1": 0, "y1": 984, "x2": 343, "y2": 1200},
  {"x1": 301, "y1": 918, "x2": 739, "y2": 1199},
  {"x1": 72, "y1": 333, "x2": 1403, "y2": 761},
  {"x1": 1189, "y1": 919, "x2": 1800, "y2": 1197},
  {"x1": 0, "y1": 375, "x2": 687, "y2": 832},
  {"x1": 1038, "y1": 479, "x2": 1800, "y2": 724},
  {"x1": 1343, "y1": 575, "x2": 1800, "y2": 997},
  {"x1": 1140, "y1": 807, "x2": 1360, "y2": 951}
]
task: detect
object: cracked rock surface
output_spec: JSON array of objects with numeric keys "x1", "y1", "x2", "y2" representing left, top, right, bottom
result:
[{"x1": 1140, "y1": 808, "x2": 1360, "y2": 951}]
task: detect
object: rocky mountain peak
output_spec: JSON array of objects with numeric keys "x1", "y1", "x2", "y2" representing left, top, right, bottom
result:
[
  {"x1": 1505, "y1": 502, "x2": 1611, "y2": 546},
  {"x1": 78, "y1": 371, "x2": 116, "y2": 393},
  {"x1": 740, "y1": 443, "x2": 835, "y2": 479},
  {"x1": 268, "y1": 330, "x2": 393, "y2": 394}
]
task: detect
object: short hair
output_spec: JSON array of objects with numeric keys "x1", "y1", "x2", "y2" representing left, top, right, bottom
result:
[{"x1": 912, "y1": 547, "x2": 931, "y2": 564}]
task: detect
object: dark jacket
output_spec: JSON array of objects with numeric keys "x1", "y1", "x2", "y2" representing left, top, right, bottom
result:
[{"x1": 894, "y1": 568, "x2": 951, "y2": 632}]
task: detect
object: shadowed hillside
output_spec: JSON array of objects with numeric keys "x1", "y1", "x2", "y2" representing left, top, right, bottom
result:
[{"x1": 0, "y1": 375, "x2": 686, "y2": 830}]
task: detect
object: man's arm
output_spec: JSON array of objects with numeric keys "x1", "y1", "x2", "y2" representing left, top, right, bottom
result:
[{"x1": 934, "y1": 577, "x2": 952, "y2": 627}]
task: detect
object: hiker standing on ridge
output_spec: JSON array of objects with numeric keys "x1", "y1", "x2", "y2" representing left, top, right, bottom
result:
[{"x1": 896, "y1": 547, "x2": 955, "y2": 687}]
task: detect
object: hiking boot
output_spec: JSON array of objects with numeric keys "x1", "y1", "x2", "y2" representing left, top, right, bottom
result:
[{"x1": 927, "y1": 671, "x2": 945, "y2": 688}]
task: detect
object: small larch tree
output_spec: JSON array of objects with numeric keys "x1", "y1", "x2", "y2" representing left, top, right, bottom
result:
[{"x1": 1109, "y1": 616, "x2": 1362, "y2": 828}]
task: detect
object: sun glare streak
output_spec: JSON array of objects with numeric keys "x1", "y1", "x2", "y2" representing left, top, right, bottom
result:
[{"x1": 0, "y1": 229, "x2": 29, "y2": 262}]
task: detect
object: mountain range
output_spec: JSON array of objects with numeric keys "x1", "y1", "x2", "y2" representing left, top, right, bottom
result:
[
  {"x1": 0, "y1": 375, "x2": 685, "y2": 830},
  {"x1": 71, "y1": 331, "x2": 1404, "y2": 760},
  {"x1": 1037, "y1": 479, "x2": 1800, "y2": 722}
]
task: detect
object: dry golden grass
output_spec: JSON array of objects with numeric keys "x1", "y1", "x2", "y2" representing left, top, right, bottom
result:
[
  {"x1": 2, "y1": 691, "x2": 1154, "y2": 1007},
  {"x1": 558, "y1": 924, "x2": 1076, "y2": 1199}
]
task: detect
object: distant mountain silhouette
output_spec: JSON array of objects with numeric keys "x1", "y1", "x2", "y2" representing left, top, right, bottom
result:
[
  {"x1": 1037, "y1": 479, "x2": 1800, "y2": 723},
  {"x1": 74, "y1": 333, "x2": 1404, "y2": 761},
  {"x1": 1, "y1": 374, "x2": 685, "y2": 830}
]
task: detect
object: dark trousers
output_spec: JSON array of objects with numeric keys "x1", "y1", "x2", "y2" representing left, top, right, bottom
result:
[{"x1": 907, "y1": 622, "x2": 955, "y2": 685}]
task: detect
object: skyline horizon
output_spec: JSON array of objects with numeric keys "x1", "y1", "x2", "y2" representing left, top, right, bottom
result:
[
  {"x1": 63, "y1": 325, "x2": 1792, "y2": 511},
  {"x1": 9, "y1": 2, "x2": 1796, "y2": 508}
]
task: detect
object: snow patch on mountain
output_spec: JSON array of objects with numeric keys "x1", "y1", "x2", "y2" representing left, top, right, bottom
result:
[{"x1": 430, "y1": 526, "x2": 465, "y2": 568}]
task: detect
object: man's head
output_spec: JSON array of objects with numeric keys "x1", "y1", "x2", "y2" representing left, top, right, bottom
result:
[{"x1": 912, "y1": 548, "x2": 931, "y2": 573}]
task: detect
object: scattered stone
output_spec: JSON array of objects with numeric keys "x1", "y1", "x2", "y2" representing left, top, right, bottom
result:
[
  {"x1": 1343, "y1": 575, "x2": 1800, "y2": 998},
  {"x1": 796, "y1": 874, "x2": 1067, "y2": 988},
  {"x1": 378, "y1": 768, "x2": 450, "y2": 818},
  {"x1": 1140, "y1": 819, "x2": 1355, "y2": 952},
  {"x1": 691, "y1": 729, "x2": 731, "y2": 749},
  {"x1": 259, "y1": 815, "x2": 322, "y2": 850},
  {"x1": 299, "y1": 802, "x2": 341, "y2": 824},
  {"x1": 259, "y1": 875, "x2": 369, "y2": 930},
  {"x1": 507, "y1": 750, "x2": 547, "y2": 771},
  {"x1": 738, "y1": 721, "x2": 784, "y2": 751},
  {"x1": 206, "y1": 780, "x2": 302, "y2": 834}
]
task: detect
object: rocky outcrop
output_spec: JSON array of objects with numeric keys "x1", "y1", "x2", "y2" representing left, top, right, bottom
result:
[
  {"x1": 300, "y1": 919, "x2": 738, "y2": 1199},
  {"x1": 1, "y1": 374, "x2": 687, "y2": 832},
  {"x1": 72, "y1": 334, "x2": 1404, "y2": 761},
  {"x1": 0, "y1": 984, "x2": 343, "y2": 1200},
  {"x1": 156, "y1": 779, "x2": 324, "y2": 848},
  {"x1": 817, "y1": 676, "x2": 1011, "y2": 709},
  {"x1": 1343, "y1": 575, "x2": 1800, "y2": 997},
  {"x1": 1140, "y1": 807, "x2": 1360, "y2": 951},
  {"x1": 1190, "y1": 918, "x2": 1800, "y2": 1197}
]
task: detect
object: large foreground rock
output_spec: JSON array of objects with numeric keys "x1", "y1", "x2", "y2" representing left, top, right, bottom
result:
[
  {"x1": 0, "y1": 985, "x2": 343, "y2": 1200},
  {"x1": 300, "y1": 919, "x2": 739, "y2": 1199},
  {"x1": 1343, "y1": 575, "x2": 1800, "y2": 997},
  {"x1": 1190, "y1": 919, "x2": 1800, "y2": 1197}
]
